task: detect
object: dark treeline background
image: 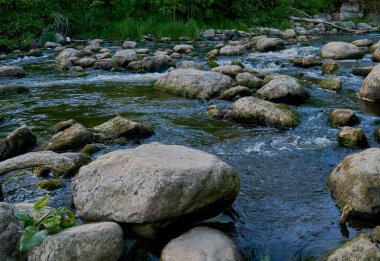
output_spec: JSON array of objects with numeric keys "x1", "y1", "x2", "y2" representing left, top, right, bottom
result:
[{"x1": 0, "y1": 0, "x2": 336, "y2": 50}]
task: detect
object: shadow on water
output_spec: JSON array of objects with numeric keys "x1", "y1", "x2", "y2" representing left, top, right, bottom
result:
[{"x1": 1, "y1": 33, "x2": 380, "y2": 260}]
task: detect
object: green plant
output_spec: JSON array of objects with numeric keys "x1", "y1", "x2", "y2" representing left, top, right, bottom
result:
[{"x1": 15, "y1": 194, "x2": 77, "y2": 252}]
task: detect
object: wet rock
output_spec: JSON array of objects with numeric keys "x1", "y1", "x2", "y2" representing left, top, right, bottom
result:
[
  {"x1": 229, "y1": 97, "x2": 299, "y2": 129},
  {"x1": 173, "y1": 44, "x2": 193, "y2": 53},
  {"x1": 322, "y1": 60, "x2": 339, "y2": 74},
  {"x1": 154, "y1": 69, "x2": 235, "y2": 100},
  {"x1": 0, "y1": 151, "x2": 77, "y2": 176},
  {"x1": 80, "y1": 144, "x2": 101, "y2": 155},
  {"x1": 94, "y1": 59, "x2": 114, "y2": 70},
  {"x1": 256, "y1": 38, "x2": 284, "y2": 52},
  {"x1": 211, "y1": 65, "x2": 243, "y2": 78},
  {"x1": 219, "y1": 45, "x2": 243, "y2": 56},
  {"x1": 0, "y1": 203, "x2": 23, "y2": 260},
  {"x1": 370, "y1": 41, "x2": 380, "y2": 53},
  {"x1": 93, "y1": 116, "x2": 153, "y2": 142},
  {"x1": 320, "y1": 42, "x2": 365, "y2": 59},
  {"x1": 282, "y1": 29, "x2": 296, "y2": 39},
  {"x1": 37, "y1": 178, "x2": 62, "y2": 191},
  {"x1": 142, "y1": 55, "x2": 174, "y2": 72},
  {"x1": 0, "y1": 66, "x2": 25, "y2": 78},
  {"x1": 257, "y1": 77, "x2": 310, "y2": 105},
  {"x1": 359, "y1": 64, "x2": 380, "y2": 102},
  {"x1": 330, "y1": 109, "x2": 359, "y2": 127},
  {"x1": 176, "y1": 61, "x2": 207, "y2": 71},
  {"x1": 219, "y1": 86, "x2": 251, "y2": 101},
  {"x1": 337, "y1": 126, "x2": 368, "y2": 149},
  {"x1": 56, "y1": 48, "x2": 79, "y2": 62},
  {"x1": 292, "y1": 57, "x2": 321, "y2": 68},
  {"x1": 0, "y1": 125, "x2": 37, "y2": 161},
  {"x1": 207, "y1": 105, "x2": 223, "y2": 118},
  {"x1": 236, "y1": 73, "x2": 264, "y2": 89},
  {"x1": 327, "y1": 148, "x2": 380, "y2": 223},
  {"x1": 372, "y1": 48, "x2": 380, "y2": 62},
  {"x1": 113, "y1": 49, "x2": 137, "y2": 67},
  {"x1": 44, "y1": 41, "x2": 60, "y2": 49},
  {"x1": 72, "y1": 143, "x2": 240, "y2": 238},
  {"x1": 50, "y1": 119, "x2": 77, "y2": 134},
  {"x1": 122, "y1": 40, "x2": 137, "y2": 49},
  {"x1": 325, "y1": 234, "x2": 380, "y2": 261},
  {"x1": 161, "y1": 227, "x2": 242, "y2": 261},
  {"x1": 353, "y1": 66, "x2": 374, "y2": 77},
  {"x1": 351, "y1": 39, "x2": 373, "y2": 47},
  {"x1": 0, "y1": 86, "x2": 29, "y2": 96},
  {"x1": 28, "y1": 222, "x2": 124, "y2": 261},
  {"x1": 203, "y1": 29, "x2": 216, "y2": 39},
  {"x1": 207, "y1": 60, "x2": 219, "y2": 68},
  {"x1": 43, "y1": 123, "x2": 93, "y2": 152},
  {"x1": 77, "y1": 57, "x2": 96, "y2": 68},
  {"x1": 319, "y1": 78, "x2": 342, "y2": 92}
]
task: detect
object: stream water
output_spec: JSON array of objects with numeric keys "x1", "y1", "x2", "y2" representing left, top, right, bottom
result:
[{"x1": 1, "y1": 33, "x2": 380, "y2": 260}]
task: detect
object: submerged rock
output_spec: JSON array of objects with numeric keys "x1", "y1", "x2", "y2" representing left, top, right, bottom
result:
[
  {"x1": 161, "y1": 227, "x2": 242, "y2": 261},
  {"x1": 337, "y1": 126, "x2": 368, "y2": 149},
  {"x1": 327, "y1": 148, "x2": 380, "y2": 223},
  {"x1": 42, "y1": 123, "x2": 93, "y2": 152},
  {"x1": 28, "y1": 222, "x2": 124, "y2": 261},
  {"x1": 72, "y1": 143, "x2": 240, "y2": 238},
  {"x1": 359, "y1": 64, "x2": 380, "y2": 102},
  {"x1": 229, "y1": 97, "x2": 299, "y2": 129},
  {"x1": 319, "y1": 78, "x2": 342, "y2": 92},
  {"x1": 0, "y1": 66, "x2": 25, "y2": 78},
  {"x1": 154, "y1": 69, "x2": 235, "y2": 100},
  {"x1": 0, "y1": 86, "x2": 29, "y2": 96},
  {"x1": 0, "y1": 125, "x2": 37, "y2": 161},
  {"x1": 37, "y1": 178, "x2": 62, "y2": 191},
  {"x1": 320, "y1": 42, "x2": 365, "y2": 59},
  {"x1": 322, "y1": 60, "x2": 339, "y2": 74},
  {"x1": 0, "y1": 203, "x2": 23, "y2": 260},
  {"x1": 257, "y1": 77, "x2": 310, "y2": 105},
  {"x1": 330, "y1": 109, "x2": 359, "y2": 127}
]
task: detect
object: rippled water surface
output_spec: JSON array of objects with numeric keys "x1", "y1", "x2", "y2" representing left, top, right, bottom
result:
[{"x1": 1, "y1": 34, "x2": 380, "y2": 260}]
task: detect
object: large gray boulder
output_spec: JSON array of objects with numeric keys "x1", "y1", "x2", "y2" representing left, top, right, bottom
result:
[
  {"x1": 229, "y1": 97, "x2": 299, "y2": 129},
  {"x1": 56, "y1": 48, "x2": 79, "y2": 62},
  {"x1": 28, "y1": 222, "x2": 124, "y2": 261},
  {"x1": 0, "y1": 203, "x2": 23, "y2": 261},
  {"x1": 0, "y1": 125, "x2": 37, "y2": 161},
  {"x1": 0, "y1": 66, "x2": 25, "y2": 78},
  {"x1": 327, "y1": 148, "x2": 380, "y2": 224},
  {"x1": 257, "y1": 77, "x2": 309, "y2": 105},
  {"x1": 325, "y1": 234, "x2": 380, "y2": 261},
  {"x1": 256, "y1": 38, "x2": 284, "y2": 52},
  {"x1": 154, "y1": 69, "x2": 235, "y2": 100},
  {"x1": 142, "y1": 55, "x2": 174, "y2": 72},
  {"x1": 320, "y1": 42, "x2": 365, "y2": 59},
  {"x1": 42, "y1": 123, "x2": 93, "y2": 152},
  {"x1": 359, "y1": 63, "x2": 380, "y2": 102},
  {"x1": 161, "y1": 227, "x2": 242, "y2": 261},
  {"x1": 113, "y1": 49, "x2": 137, "y2": 67},
  {"x1": 72, "y1": 143, "x2": 240, "y2": 238}
]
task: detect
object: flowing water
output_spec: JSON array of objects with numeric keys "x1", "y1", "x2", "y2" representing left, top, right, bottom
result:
[{"x1": 1, "y1": 34, "x2": 380, "y2": 260}]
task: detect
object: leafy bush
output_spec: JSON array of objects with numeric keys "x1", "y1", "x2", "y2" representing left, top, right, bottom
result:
[{"x1": 15, "y1": 194, "x2": 77, "y2": 251}]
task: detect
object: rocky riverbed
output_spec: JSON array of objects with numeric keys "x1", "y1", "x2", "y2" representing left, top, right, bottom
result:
[{"x1": 1, "y1": 29, "x2": 380, "y2": 260}]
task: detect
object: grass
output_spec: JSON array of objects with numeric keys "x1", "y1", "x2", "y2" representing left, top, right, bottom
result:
[{"x1": 75, "y1": 17, "x2": 250, "y2": 41}]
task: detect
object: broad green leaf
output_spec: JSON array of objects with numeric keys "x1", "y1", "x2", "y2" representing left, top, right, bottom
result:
[
  {"x1": 60, "y1": 209, "x2": 77, "y2": 229},
  {"x1": 15, "y1": 212, "x2": 35, "y2": 228},
  {"x1": 19, "y1": 226, "x2": 48, "y2": 252},
  {"x1": 33, "y1": 194, "x2": 49, "y2": 211},
  {"x1": 41, "y1": 215, "x2": 62, "y2": 234}
]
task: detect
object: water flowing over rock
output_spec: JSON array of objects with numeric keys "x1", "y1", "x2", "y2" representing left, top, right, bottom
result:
[
  {"x1": 28, "y1": 222, "x2": 124, "y2": 261},
  {"x1": 154, "y1": 69, "x2": 236, "y2": 100},
  {"x1": 359, "y1": 64, "x2": 380, "y2": 102},
  {"x1": 257, "y1": 77, "x2": 310, "y2": 105},
  {"x1": 320, "y1": 42, "x2": 365, "y2": 59},
  {"x1": 327, "y1": 148, "x2": 380, "y2": 223},
  {"x1": 161, "y1": 227, "x2": 242, "y2": 261},
  {"x1": 229, "y1": 97, "x2": 299, "y2": 129},
  {"x1": 72, "y1": 143, "x2": 240, "y2": 238},
  {"x1": 0, "y1": 203, "x2": 23, "y2": 261}
]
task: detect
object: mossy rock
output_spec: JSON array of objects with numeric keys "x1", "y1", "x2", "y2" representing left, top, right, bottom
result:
[
  {"x1": 207, "y1": 60, "x2": 219, "y2": 68},
  {"x1": 37, "y1": 178, "x2": 62, "y2": 191}
]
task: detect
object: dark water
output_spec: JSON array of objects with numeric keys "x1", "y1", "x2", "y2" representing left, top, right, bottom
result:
[{"x1": 1, "y1": 34, "x2": 380, "y2": 260}]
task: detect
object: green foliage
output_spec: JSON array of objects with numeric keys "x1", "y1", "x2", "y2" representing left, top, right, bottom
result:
[{"x1": 15, "y1": 194, "x2": 77, "y2": 252}]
